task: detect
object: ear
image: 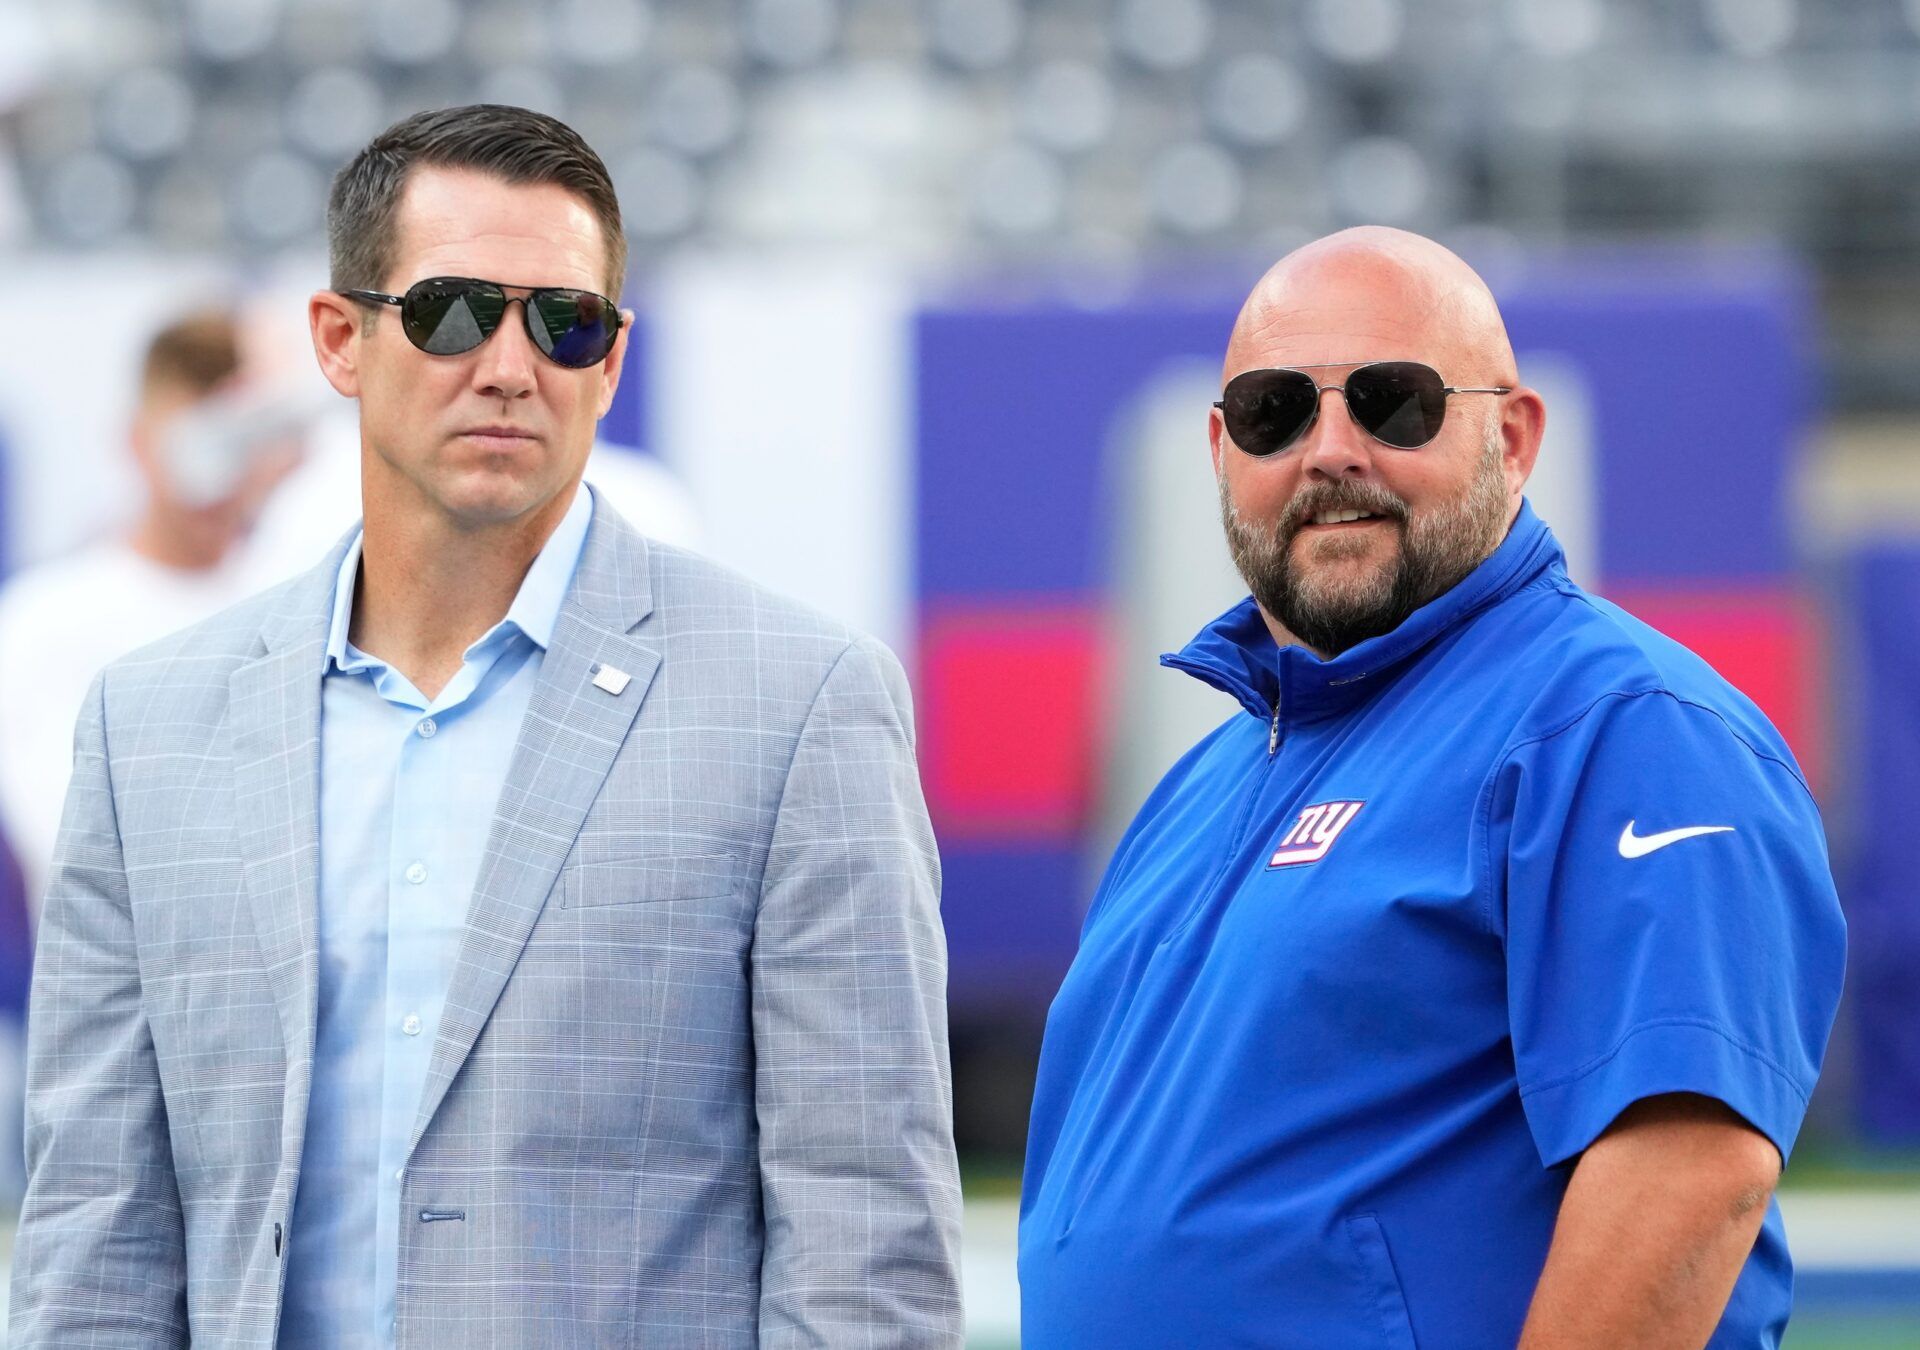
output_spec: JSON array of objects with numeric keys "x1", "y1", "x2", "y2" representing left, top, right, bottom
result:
[
  {"x1": 1498, "y1": 386, "x2": 1546, "y2": 496},
  {"x1": 593, "y1": 308, "x2": 636, "y2": 421},
  {"x1": 128, "y1": 406, "x2": 156, "y2": 464},
  {"x1": 1208, "y1": 404, "x2": 1228, "y2": 478},
  {"x1": 125, "y1": 397, "x2": 179, "y2": 502},
  {"x1": 309, "y1": 290, "x2": 365, "y2": 398}
]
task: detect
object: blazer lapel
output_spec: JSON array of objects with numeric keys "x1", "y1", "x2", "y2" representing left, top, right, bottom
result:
[
  {"x1": 228, "y1": 536, "x2": 352, "y2": 1105},
  {"x1": 410, "y1": 499, "x2": 660, "y2": 1149}
]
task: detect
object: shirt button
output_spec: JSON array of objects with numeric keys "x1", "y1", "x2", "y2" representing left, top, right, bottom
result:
[
  {"x1": 417, "y1": 717, "x2": 437, "y2": 738},
  {"x1": 395, "y1": 1168, "x2": 406, "y2": 1182},
  {"x1": 401, "y1": 1014, "x2": 422, "y2": 1036},
  {"x1": 404, "y1": 861, "x2": 428, "y2": 885}
]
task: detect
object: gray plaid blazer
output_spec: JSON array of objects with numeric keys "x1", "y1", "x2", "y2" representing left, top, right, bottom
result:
[{"x1": 10, "y1": 492, "x2": 963, "y2": 1348}]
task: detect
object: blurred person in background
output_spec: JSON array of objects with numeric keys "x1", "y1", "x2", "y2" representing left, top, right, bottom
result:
[
  {"x1": 0, "y1": 308, "x2": 304, "y2": 913},
  {"x1": 1018, "y1": 227, "x2": 1847, "y2": 1348},
  {"x1": 10, "y1": 103, "x2": 960, "y2": 1349}
]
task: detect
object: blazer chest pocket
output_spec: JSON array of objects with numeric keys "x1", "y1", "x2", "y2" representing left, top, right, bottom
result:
[{"x1": 562, "y1": 851, "x2": 749, "y2": 908}]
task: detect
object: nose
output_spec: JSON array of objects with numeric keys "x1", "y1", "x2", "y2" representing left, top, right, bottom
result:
[
  {"x1": 1295, "y1": 383, "x2": 1374, "y2": 481},
  {"x1": 469, "y1": 298, "x2": 538, "y2": 401}
]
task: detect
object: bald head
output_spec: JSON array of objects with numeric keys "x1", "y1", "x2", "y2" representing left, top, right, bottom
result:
[{"x1": 1224, "y1": 226, "x2": 1517, "y2": 387}]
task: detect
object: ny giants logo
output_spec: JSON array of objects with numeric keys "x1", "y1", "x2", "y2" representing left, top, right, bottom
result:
[{"x1": 1268, "y1": 800, "x2": 1365, "y2": 868}]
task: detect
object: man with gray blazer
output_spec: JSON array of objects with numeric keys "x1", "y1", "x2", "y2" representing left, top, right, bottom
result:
[{"x1": 11, "y1": 105, "x2": 962, "y2": 1349}]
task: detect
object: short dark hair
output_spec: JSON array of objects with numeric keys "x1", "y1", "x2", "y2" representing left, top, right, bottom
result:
[
  {"x1": 327, "y1": 104, "x2": 626, "y2": 298},
  {"x1": 142, "y1": 309, "x2": 240, "y2": 397}
]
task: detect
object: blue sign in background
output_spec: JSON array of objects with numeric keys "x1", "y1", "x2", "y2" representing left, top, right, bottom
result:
[{"x1": 1838, "y1": 543, "x2": 1920, "y2": 1142}]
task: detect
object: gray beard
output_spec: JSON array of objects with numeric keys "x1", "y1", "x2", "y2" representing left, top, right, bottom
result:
[{"x1": 1218, "y1": 431, "x2": 1511, "y2": 657}]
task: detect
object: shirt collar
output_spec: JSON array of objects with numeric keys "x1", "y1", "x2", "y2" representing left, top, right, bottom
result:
[
  {"x1": 1163, "y1": 497, "x2": 1565, "y2": 726},
  {"x1": 325, "y1": 481, "x2": 595, "y2": 672}
]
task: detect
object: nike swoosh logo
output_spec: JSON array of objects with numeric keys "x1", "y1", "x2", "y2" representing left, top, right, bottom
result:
[{"x1": 1618, "y1": 821, "x2": 1735, "y2": 859}]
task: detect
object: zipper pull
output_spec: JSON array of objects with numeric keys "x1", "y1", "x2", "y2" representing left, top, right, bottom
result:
[{"x1": 1268, "y1": 709, "x2": 1280, "y2": 756}]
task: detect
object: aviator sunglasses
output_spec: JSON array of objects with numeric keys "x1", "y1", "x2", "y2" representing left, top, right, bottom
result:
[
  {"x1": 1214, "y1": 361, "x2": 1511, "y2": 455},
  {"x1": 342, "y1": 276, "x2": 624, "y2": 369}
]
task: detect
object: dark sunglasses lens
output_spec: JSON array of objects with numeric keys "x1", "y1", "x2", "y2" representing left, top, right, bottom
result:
[
  {"x1": 403, "y1": 280, "x2": 506, "y2": 356},
  {"x1": 527, "y1": 289, "x2": 618, "y2": 368},
  {"x1": 1346, "y1": 361, "x2": 1447, "y2": 448},
  {"x1": 1221, "y1": 370, "x2": 1318, "y2": 456}
]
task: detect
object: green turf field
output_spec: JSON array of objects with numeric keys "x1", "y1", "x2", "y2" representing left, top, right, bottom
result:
[{"x1": 1785, "y1": 1314, "x2": 1920, "y2": 1349}]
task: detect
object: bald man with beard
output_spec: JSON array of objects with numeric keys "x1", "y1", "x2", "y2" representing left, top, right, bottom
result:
[{"x1": 1018, "y1": 228, "x2": 1846, "y2": 1349}]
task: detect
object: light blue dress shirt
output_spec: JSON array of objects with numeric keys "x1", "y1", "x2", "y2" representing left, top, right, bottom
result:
[{"x1": 279, "y1": 485, "x2": 594, "y2": 1349}]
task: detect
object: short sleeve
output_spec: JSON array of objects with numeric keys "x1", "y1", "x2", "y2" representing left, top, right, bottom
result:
[{"x1": 1491, "y1": 690, "x2": 1846, "y2": 1168}]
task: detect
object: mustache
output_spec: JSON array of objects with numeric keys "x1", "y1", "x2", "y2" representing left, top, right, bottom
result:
[{"x1": 1277, "y1": 481, "x2": 1411, "y2": 539}]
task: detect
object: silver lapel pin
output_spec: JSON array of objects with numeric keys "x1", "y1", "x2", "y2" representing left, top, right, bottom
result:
[{"x1": 590, "y1": 662, "x2": 631, "y2": 696}]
